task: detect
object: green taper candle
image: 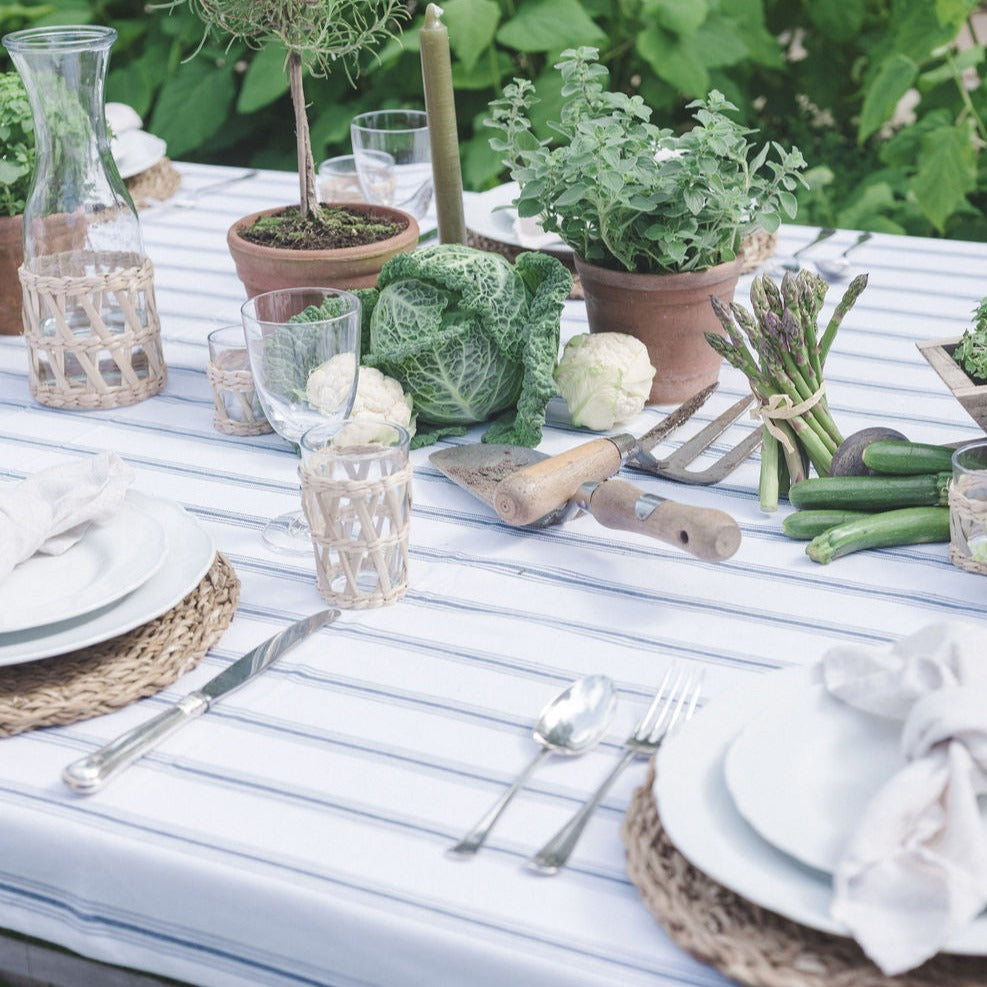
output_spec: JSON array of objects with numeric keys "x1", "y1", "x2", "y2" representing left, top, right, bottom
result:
[{"x1": 420, "y1": 3, "x2": 466, "y2": 244}]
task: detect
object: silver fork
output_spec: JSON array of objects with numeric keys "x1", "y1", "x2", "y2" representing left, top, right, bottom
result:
[{"x1": 526, "y1": 665, "x2": 702, "y2": 875}]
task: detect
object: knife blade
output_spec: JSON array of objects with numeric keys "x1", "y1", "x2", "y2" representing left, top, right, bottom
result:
[{"x1": 62, "y1": 608, "x2": 339, "y2": 794}]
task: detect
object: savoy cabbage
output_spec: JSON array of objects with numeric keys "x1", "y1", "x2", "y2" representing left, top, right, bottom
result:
[{"x1": 358, "y1": 245, "x2": 571, "y2": 448}]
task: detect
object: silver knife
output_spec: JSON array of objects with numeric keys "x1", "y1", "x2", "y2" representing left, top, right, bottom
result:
[{"x1": 62, "y1": 609, "x2": 339, "y2": 794}]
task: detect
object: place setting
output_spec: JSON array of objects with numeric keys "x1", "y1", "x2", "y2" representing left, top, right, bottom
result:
[
  {"x1": 0, "y1": 452, "x2": 235, "y2": 738},
  {"x1": 623, "y1": 624, "x2": 987, "y2": 987}
]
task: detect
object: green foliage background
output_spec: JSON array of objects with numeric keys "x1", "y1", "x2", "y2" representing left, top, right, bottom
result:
[{"x1": 1, "y1": 0, "x2": 985, "y2": 240}]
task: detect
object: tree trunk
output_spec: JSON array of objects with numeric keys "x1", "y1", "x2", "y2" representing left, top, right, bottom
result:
[{"x1": 289, "y1": 51, "x2": 319, "y2": 220}]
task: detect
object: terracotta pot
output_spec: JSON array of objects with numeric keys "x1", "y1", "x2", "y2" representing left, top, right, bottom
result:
[
  {"x1": 227, "y1": 202, "x2": 419, "y2": 298},
  {"x1": 574, "y1": 254, "x2": 743, "y2": 404},
  {"x1": 0, "y1": 214, "x2": 24, "y2": 335}
]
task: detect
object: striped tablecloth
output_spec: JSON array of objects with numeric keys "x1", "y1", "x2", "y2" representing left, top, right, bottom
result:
[{"x1": 0, "y1": 164, "x2": 985, "y2": 987}]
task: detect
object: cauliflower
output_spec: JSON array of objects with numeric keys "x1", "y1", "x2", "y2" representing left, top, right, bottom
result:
[
  {"x1": 306, "y1": 354, "x2": 416, "y2": 438},
  {"x1": 553, "y1": 333, "x2": 656, "y2": 431}
]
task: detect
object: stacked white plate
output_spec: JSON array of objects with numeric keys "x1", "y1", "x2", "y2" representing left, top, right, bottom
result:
[
  {"x1": 0, "y1": 492, "x2": 214, "y2": 666},
  {"x1": 654, "y1": 663, "x2": 987, "y2": 954},
  {"x1": 464, "y1": 182, "x2": 571, "y2": 257}
]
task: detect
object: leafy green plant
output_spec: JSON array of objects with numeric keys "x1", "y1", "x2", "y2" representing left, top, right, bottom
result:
[
  {"x1": 0, "y1": 71, "x2": 34, "y2": 217},
  {"x1": 953, "y1": 296, "x2": 987, "y2": 381},
  {"x1": 358, "y1": 243, "x2": 572, "y2": 448},
  {"x1": 162, "y1": 0, "x2": 407, "y2": 219},
  {"x1": 487, "y1": 47, "x2": 807, "y2": 273}
]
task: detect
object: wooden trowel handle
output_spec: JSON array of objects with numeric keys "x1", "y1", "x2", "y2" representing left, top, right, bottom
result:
[
  {"x1": 493, "y1": 438, "x2": 624, "y2": 526},
  {"x1": 589, "y1": 479, "x2": 742, "y2": 561}
]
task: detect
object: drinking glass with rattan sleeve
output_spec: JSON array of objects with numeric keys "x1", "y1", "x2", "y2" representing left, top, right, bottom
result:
[
  {"x1": 206, "y1": 325, "x2": 272, "y2": 436},
  {"x1": 299, "y1": 420, "x2": 411, "y2": 609}
]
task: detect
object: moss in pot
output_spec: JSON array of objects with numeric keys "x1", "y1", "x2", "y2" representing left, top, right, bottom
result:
[
  {"x1": 486, "y1": 47, "x2": 808, "y2": 402},
  {"x1": 172, "y1": 0, "x2": 417, "y2": 294},
  {"x1": 0, "y1": 71, "x2": 35, "y2": 334}
]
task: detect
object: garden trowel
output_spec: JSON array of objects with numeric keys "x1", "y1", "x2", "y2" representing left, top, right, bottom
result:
[{"x1": 429, "y1": 444, "x2": 741, "y2": 562}]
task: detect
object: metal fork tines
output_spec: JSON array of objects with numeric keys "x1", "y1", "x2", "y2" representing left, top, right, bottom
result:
[
  {"x1": 629, "y1": 393, "x2": 763, "y2": 485},
  {"x1": 527, "y1": 665, "x2": 703, "y2": 875}
]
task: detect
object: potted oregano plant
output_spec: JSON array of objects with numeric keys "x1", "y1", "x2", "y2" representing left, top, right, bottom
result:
[
  {"x1": 169, "y1": 0, "x2": 418, "y2": 295},
  {"x1": 487, "y1": 47, "x2": 808, "y2": 402},
  {"x1": 0, "y1": 71, "x2": 34, "y2": 334}
]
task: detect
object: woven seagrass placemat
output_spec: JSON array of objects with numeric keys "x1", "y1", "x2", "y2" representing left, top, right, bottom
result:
[
  {"x1": 0, "y1": 553, "x2": 239, "y2": 738},
  {"x1": 621, "y1": 759, "x2": 986, "y2": 987},
  {"x1": 126, "y1": 158, "x2": 183, "y2": 210}
]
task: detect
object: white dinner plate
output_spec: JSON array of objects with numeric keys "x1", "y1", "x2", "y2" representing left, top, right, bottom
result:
[
  {"x1": 724, "y1": 675, "x2": 987, "y2": 875},
  {"x1": 464, "y1": 182, "x2": 571, "y2": 255},
  {"x1": 0, "y1": 492, "x2": 214, "y2": 666},
  {"x1": 0, "y1": 498, "x2": 166, "y2": 634},
  {"x1": 112, "y1": 129, "x2": 167, "y2": 180},
  {"x1": 654, "y1": 664, "x2": 987, "y2": 954}
]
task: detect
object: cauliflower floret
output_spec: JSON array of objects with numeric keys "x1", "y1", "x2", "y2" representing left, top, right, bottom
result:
[
  {"x1": 553, "y1": 332, "x2": 656, "y2": 431},
  {"x1": 307, "y1": 354, "x2": 416, "y2": 438}
]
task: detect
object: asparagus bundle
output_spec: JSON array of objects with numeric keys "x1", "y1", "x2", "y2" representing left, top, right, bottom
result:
[{"x1": 706, "y1": 269, "x2": 867, "y2": 511}]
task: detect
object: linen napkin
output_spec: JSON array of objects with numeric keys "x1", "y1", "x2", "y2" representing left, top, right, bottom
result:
[
  {"x1": 0, "y1": 452, "x2": 135, "y2": 585},
  {"x1": 822, "y1": 622, "x2": 987, "y2": 974}
]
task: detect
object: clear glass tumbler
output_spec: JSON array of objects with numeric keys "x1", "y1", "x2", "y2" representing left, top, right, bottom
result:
[
  {"x1": 299, "y1": 419, "x2": 411, "y2": 609},
  {"x1": 949, "y1": 439, "x2": 987, "y2": 572},
  {"x1": 350, "y1": 109, "x2": 432, "y2": 219}
]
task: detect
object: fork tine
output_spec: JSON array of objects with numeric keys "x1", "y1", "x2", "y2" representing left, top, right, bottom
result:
[
  {"x1": 633, "y1": 664, "x2": 675, "y2": 740},
  {"x1": 664, "y1": 394, "x2": 756, "y2": 464},
  {"x1": 647, "y1": 669, "x2": 702, "y2": 743},
  {"x1": 642, "y1": 665, "x2": 686, "y2": 741}
]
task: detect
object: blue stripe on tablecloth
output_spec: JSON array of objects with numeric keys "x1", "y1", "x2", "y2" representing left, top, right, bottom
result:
[{"x1": 0, "y1": 788, "x2": 725, "y2": 987}]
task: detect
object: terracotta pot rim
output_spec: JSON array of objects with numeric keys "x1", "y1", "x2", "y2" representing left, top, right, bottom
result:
[
  {"x1": 573, "y1": 254, "x2": 744, "y2": 288},
  {"x1": 227, "y1": 202, "x2": 419, "y2": 263}
]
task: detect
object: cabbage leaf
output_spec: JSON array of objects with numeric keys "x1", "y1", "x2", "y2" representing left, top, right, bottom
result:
[{"x1": 360, "y1": 245, "x2": 571, "y2": 448}]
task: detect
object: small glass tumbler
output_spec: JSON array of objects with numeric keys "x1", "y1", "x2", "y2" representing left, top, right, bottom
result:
[
  {"x1": 206, "y1": 325, "x2": 272, "y2": 436},
  {"x1": 949, "y1": 440, "x2": 987, "y2": 573},
  {"x1": 317, "y1": 155, "x2": 365, "y2": 204},
  {"x1": 350, "y1": 109, "x2": 432, "y2": 219},
  {"x1": 299, "y1": 419, "x2": 412, "y2": 609}
]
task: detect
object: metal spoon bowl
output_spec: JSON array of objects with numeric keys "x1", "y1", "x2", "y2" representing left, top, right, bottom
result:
[
  {"x1": 767, "y1": 227, "x2": 836, "y2": 276},
  {"x1": 447, "y1": 674, "x2": 617, "y2": 858},
  {"x1": 815, "y1": 231, "x2": 873, "y2": 281}
]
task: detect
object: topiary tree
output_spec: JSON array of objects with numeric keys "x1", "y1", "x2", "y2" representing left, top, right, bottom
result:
[{"x1": 168, "y1": 0, "x2": 407, "y2": 220}]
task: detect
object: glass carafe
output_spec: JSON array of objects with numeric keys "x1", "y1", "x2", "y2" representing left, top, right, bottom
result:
[{"x1": 2, "y1": 24, "x2": 166, "y2": 408}]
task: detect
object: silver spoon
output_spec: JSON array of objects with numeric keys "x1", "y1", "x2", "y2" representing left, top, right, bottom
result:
[
  {"x1": 768, "y1": 226, "x2": 837, "y2": 275},
  {"x1": 815, "y1": 231, "x2": 873, "y2": 280},
  {"x1": 447, "y1": 674, "x2": 617, "y2": 858}
]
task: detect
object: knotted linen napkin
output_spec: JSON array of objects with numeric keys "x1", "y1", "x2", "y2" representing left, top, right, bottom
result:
[
  {"x1": 822, "y1": 622, "x2": 987, "y2": 974},
  {"x1": 0, "y1": 452, "x2": 135, "y2": 585}
]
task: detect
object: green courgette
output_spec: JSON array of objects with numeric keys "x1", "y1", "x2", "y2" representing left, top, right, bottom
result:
[
  {"x1": 782, "y1": 509, "x2": 871, "y2": 540},
  {"x1": 805, "y1": 506, "x2": 950, "y2": 563},
  {"x1": 788, "y1": 472, "x2": 951, "y2": 511},
  {"x1": 861, "y1": 441, "x2": 954, "y2": 476}
]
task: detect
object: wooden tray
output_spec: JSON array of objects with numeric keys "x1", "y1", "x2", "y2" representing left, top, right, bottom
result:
[{"x1": 917, "y1": 337, "x2": 987, "y2": 431}]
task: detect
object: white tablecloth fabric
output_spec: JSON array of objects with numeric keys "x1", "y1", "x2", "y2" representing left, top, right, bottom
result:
[{"x1": 0, "y1": 164, "x2": 985, "y2": 987}]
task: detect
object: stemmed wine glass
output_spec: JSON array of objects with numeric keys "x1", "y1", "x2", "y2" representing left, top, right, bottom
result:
[{"x1": 241, "y1": 286, "x2": 361, "y2": 553}]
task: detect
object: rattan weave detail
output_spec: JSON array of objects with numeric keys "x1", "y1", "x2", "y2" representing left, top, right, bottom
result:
[
  {"x1": 0, "y1": 554, "x2": 239, "y2": 737},
  {"x1": 125, "y1": 157, "x2": 183, "y2": 210},
  {"x1": 19, "y1": 251, "x2": 166, "y2": 409},
  {"x1": 621, "y1": 760, "x2": 986, "y2": 987},
  {"x1": 206, "y1": 360, "x2": 274, "y2": 436}
]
